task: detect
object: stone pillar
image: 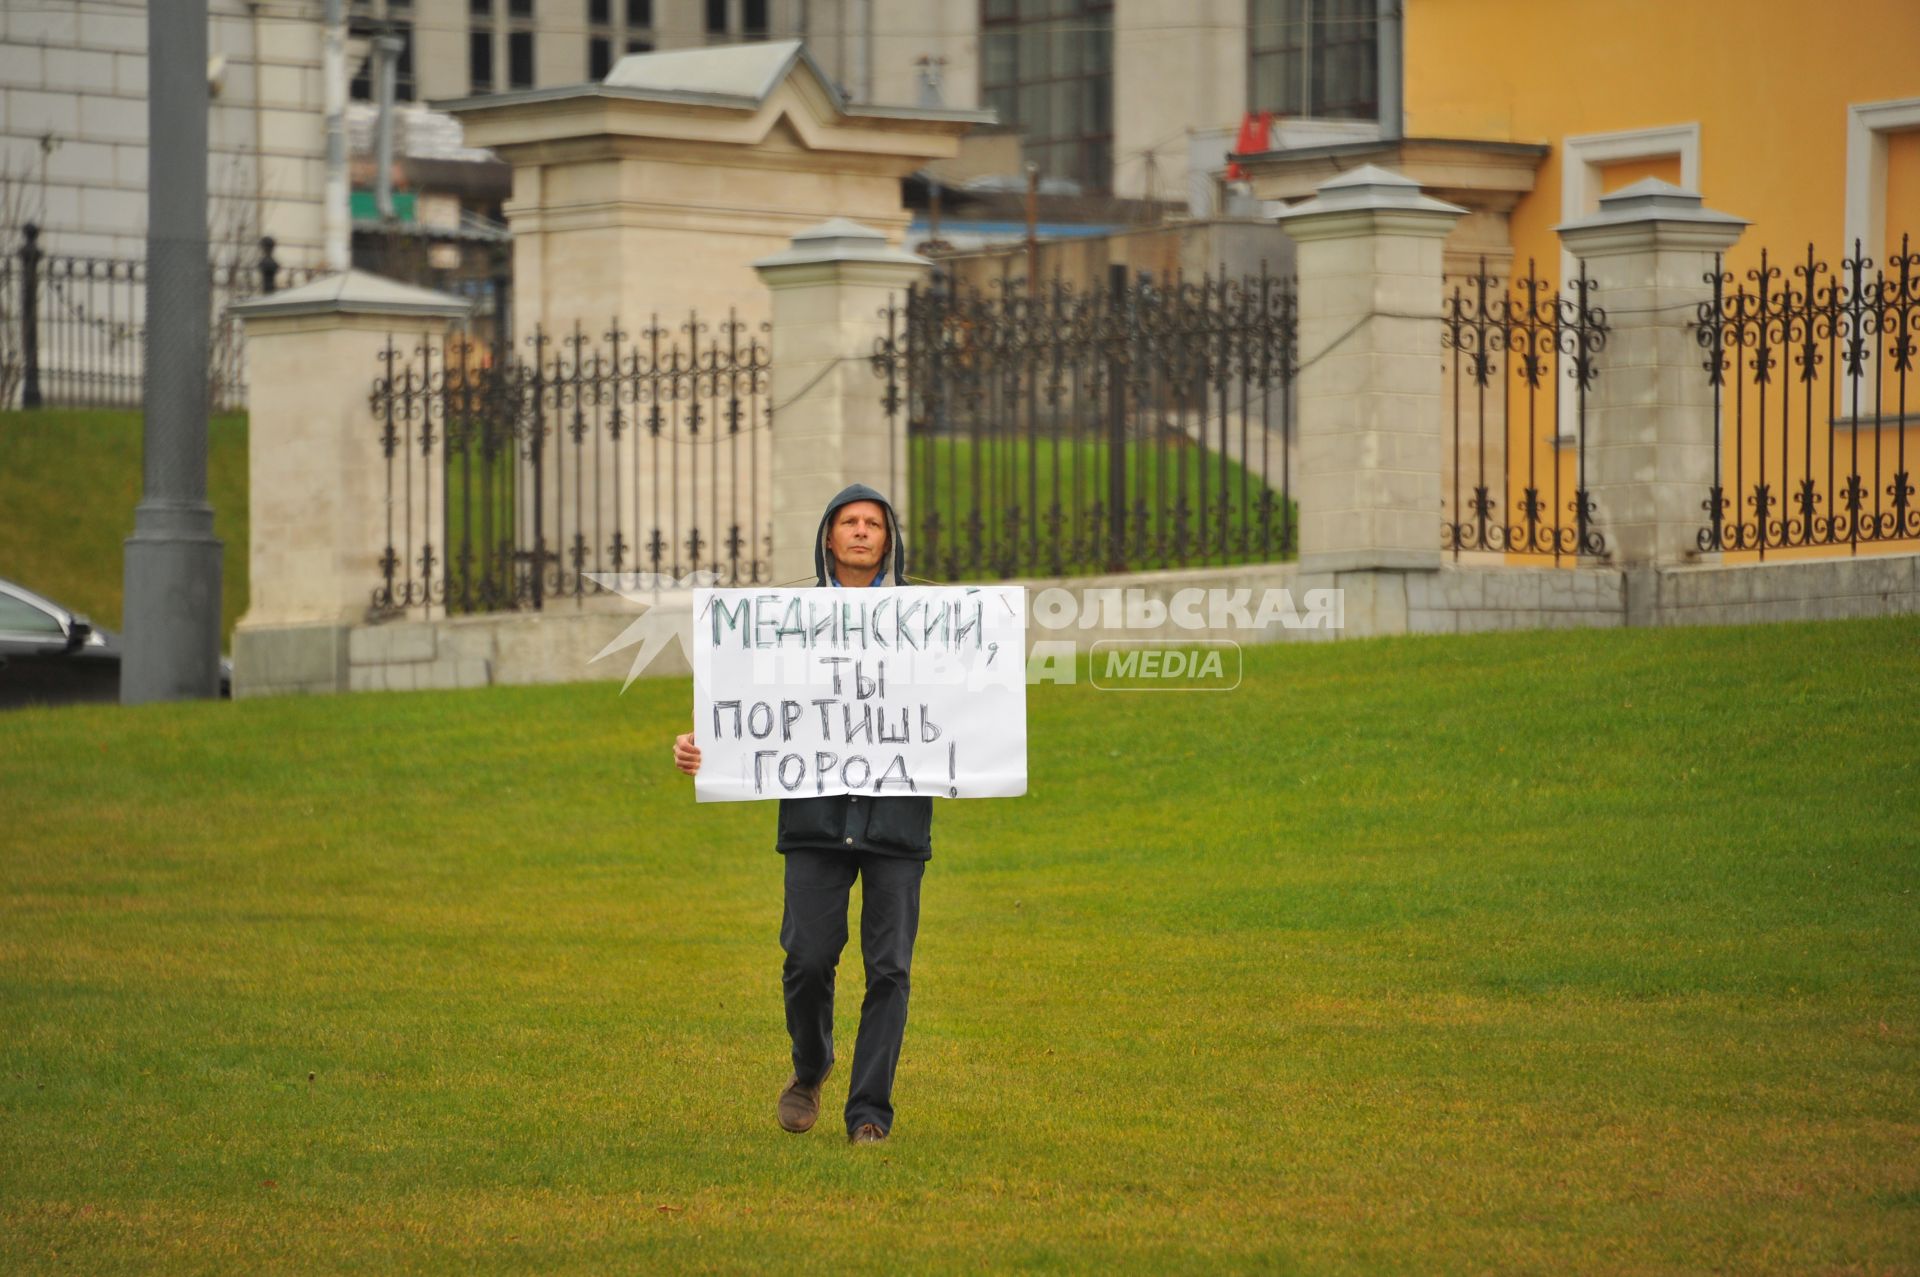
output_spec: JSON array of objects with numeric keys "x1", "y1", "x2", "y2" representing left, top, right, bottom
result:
[
  {"x1": 228, "y1": 271, "x2": 473, "y2": 695},
  {"x1": 1280, "y1": 165, "x2": 1465, "y2": 576},
  {"x1": 1557, "y1": 179, "x2": 1746, "y2": 568},
  {"x1": 754, "y1": 220, "x2": 929, "y2": 586}
]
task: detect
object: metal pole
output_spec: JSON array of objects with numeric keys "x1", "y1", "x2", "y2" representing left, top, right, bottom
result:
[
  {"x1": 124, "y1": 0, "x2": 221, "y2": 703},
  {"x1": 1024, "y1": 161, "x2": 1038, "y2": 297},
  {"x1": 1377, "y1": 0, "x2": 1404, "y2": 142},
  {"x1": 373, "y1": 32, "x2": 403, "y2": 221},
  {"x1": 18, "y1": 222, "x2": 41, "y2": 408},
  {"x1": 1106, "y1": 262, "x2": 1127, "y2": 572},
  {"x1": 323, "y1": 0, "x2": 350, "y2": 271}
]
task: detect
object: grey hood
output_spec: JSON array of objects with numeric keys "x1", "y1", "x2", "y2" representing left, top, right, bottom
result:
[{"x1": 813, "y1": 482, "x2": 906, "y2": 586}]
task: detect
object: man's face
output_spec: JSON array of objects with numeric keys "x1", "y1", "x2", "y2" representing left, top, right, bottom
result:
[{"x1": 828, "y1": 500, "x2": 888, "y2": 573}]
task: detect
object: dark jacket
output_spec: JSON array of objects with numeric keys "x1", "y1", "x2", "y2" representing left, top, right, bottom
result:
[{"x1": 774, "y1": 483, "x2": 935, "y2": 861}]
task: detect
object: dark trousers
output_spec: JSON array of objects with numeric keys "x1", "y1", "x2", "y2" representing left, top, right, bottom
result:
[{"x1": 780, "y1": 848, "x2": 925, "y2": 1136}]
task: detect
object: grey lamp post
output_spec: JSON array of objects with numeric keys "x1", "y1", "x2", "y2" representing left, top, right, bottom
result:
[{"x1": 123, "y1": 0, "x2": 223, "y2": 703}]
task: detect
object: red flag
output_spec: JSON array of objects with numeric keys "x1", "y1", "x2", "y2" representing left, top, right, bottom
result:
[{"x1": 1225, "y1": 111, "x2": 1273, "y2": 182}]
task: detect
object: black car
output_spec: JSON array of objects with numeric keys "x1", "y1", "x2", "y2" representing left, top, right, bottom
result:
[{"x1": 0, "y1": 578, "x2": 230, "y2": 709}]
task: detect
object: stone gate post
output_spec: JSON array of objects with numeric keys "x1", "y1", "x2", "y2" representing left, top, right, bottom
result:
[
  {"x1": 229, "y1": 271, "x2": 472, "y2": 695},
  {"x1": 1280, "y1": 165, "x2": 1463, "y2": 634},
  {"x1": 1557, "y1": 180, "x2": 1746, "y2": 573},
  {"x1": 754, "y1": 219, "x2": 929, "y2": 586}
]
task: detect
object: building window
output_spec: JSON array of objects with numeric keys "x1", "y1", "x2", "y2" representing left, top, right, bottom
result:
[
  {"x1": 706, "y1": 0, "x2": 728, "y2": 35},
  {"x1": 591, "y1": 0, "x2": 655, "y2": 72},
  {"x1": 1248, "y1": 0, "x2": 1377, "y2": 120},
  {"x1": 508, "y1": 30, "x2": 534, "y2": 88},
  {"x1": 980, "y1": 0, "x2": 1113, "y2": 193},
  {"x1": 394, "y1": 22, "x2": 414, "y2": 101},
  {"x1": 470, "y1": 30, "x2": 494, "y2": 92},
  {"x1": 508, "y1": 0, "x2": 533, "y2": 17},
  {"x1": 743, "y1": 0, "x2": 768, "y2": 39},
  {"x1": 348, "y1": 13, "x2": 414, "y2": 102},
  {"x1": 469, "y1": 0, "x2": 491, "y2": 13}
]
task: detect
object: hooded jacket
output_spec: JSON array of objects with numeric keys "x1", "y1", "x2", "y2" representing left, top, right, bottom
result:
[{"x1": 775, "y1": 483, "x2": 935, "y2": 860}]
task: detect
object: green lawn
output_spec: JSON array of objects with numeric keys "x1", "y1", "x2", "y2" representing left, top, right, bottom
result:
[
  {"x1": 0, "y1": 409, "x2": 249, "y2": 647},
  {"x1": 441, "y1": 428, "x2": 520, "y2": 615},
  {"x1": 3, "y1": 617, "x2": 1917, "y2": 1273},
  {"x1": 909, "y1": 434, "x2": 1296, "y2": 579}
]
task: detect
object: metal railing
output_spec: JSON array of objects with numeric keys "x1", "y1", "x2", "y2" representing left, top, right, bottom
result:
[
  {"x1": 873, "y1": 264, "x2": 1298, "y2": 581},
  {"x1": 1695, "y1": 238, "x2": 1920, "y2": 557},
  {"x1": 6, "y1": 224, "x2": 322, "y2": 413},
  {"x1": 1441, "y1": 258, "x2": 1609, "y2": 562},
  {"x1": 368, "y1": 314, "x2": 774, "y2": 618}
]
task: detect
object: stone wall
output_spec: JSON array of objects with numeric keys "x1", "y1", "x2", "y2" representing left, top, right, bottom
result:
[
  {"x1": 1638, "y1": 556, "x2": 1920, "y2": 628},
  {"x1": 1404, "y1": 567, "x2": 1626, "y2": 634},
  {"x1": 244, "y1": 551, "x2": 1920, "y2": 698},
  {"x1": 345, "y1": 603, "x2": 692, "y2": 692}
]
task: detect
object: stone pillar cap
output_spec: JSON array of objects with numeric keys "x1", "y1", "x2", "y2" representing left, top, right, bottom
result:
[
  {"x1": 752, "y1": 218, "x2": 930, "y2": 271},
  {"x1": 229, "y1": 268, "x2": 475, "y2": 321},
  {"x1": 1556, "y1": 178, "x2": 1748, "y2": 235},
  {"x1": 1557, "y1": 178, "x2": 1747, "y2": 254},
  {"x1": 1279, "y1": 163, "x2": 1467, "y2": 220}
]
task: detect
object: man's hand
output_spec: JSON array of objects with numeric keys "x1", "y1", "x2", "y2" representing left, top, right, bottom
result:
[{"x1": 673, "y1": 732, "x2": 701, "y2": 776}]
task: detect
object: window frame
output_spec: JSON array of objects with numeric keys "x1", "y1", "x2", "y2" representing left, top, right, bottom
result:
[
  {"x1": 0, "y1": 584, "x2": 71, "y2": 643},
  {"x1": 507, "y1": 28, "x2": 535, "y2": 89},
  {"x1": 1247, "y1": 0, "x2": 1378, "y2": 121},
  {"x1": 978, "y1": 0, "x2": 1114, "y2": 194},
  {"x1": 588, "y1": 0, "x2": 656, "y2": 78},
  {"x1": 470, "y1": 28, "x2": 495, "y2": 93}
]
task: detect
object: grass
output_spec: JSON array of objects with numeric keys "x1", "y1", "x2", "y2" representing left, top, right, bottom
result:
[
  {"x1": 0, "y1": 409, "x2": 249, "y2": 647},
  {"x1": 908, "y1": 434, "x2": 1296, "y2": 579},
  {"x1": 3, "y1": 616, "x2": 1918, "y2": 1273},
  {"x1": 441, "y1": 429, "x2": 520, "y2": 614}
]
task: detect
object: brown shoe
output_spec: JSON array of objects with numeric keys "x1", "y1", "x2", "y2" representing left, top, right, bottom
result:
[
  {"x1": 777, "y1": 1065, "x2": 829, "y2": 1134},
  {"x1": 849, "y1": 1122, "x2": 887, "y2": 1145}
]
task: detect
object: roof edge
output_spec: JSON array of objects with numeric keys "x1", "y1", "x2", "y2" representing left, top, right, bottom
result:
[{"x1": 1233, "y1": 135, "x2": 1552, "y2": 166}]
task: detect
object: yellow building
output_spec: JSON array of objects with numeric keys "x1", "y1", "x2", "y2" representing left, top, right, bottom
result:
[{"x1": 1245, "y1": 0, "x2": 1920, "y2": 563}]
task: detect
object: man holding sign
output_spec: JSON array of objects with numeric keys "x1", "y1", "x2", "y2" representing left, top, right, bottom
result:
[{"x1": 673, "y1": 484, "x2": 1025, "y2": 1146}]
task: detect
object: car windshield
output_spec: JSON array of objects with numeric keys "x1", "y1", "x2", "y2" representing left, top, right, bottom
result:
[{"x1": 0, "y1": 590, "x2": 66, "y2": 639}]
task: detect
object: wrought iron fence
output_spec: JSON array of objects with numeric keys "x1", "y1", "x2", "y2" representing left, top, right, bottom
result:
[
  {"x1": 1441, "y1": 258, "x2": 1609, "y2": 562},
  {"x1": 1695, "y1": 238, "x2": 1920, "y2": 557},
  {"x1": 368, "y1": 313, "x2": 774, "y2": 617},
  {"x1": 873, "y1": 264, "x2": 1298, "y2": 580},
  {"x1": 7, "y1": 223, "x2": 322, "y2": 413}
]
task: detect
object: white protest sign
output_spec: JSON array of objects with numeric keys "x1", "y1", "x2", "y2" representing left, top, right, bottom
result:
[{"x1": 692, "y1": 586, "x2": 1027, "y2": 803}]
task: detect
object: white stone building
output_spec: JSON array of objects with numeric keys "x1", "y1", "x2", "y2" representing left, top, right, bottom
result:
[
  {"x1": 1, "y1": 0, "x2": 1382, "y2": 262},
  {"x1": 0, "y1": 0, "x2": 328, "y2": 260},
  {"x1": 424, "y1": 0, "x2": 1382, "y2": 204}
]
